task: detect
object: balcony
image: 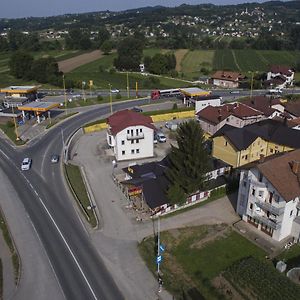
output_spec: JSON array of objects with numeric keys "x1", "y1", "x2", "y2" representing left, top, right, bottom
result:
[
  {"x1": 253, "y1": 214, "x2": 281, "y2": 230},
  {"x1": 255, "y1": 201, "x2": 285, "y2": 216},
  {"x1": 127, "y1": 133, "x2": 144, "y2": 140}
]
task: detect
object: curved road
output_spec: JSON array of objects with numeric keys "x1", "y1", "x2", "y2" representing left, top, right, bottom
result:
[{"x1": 0, "y1": 98, "x2": 151, "y2": 300}]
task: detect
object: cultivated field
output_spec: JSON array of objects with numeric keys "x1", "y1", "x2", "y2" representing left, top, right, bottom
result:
[
  {"x1": 174, "y1": 49, "x2": 189, "y2": 72},
  {"x1": 58, "y1": 50, "x2": 103, "y2": 73}
]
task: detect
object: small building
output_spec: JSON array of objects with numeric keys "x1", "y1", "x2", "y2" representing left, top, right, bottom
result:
[
  {"x1": 179, "y1": 87, "x2": 211, "y2": 105},
  {"x1": 106, "y1": 109, "x2": 156, "y2": 161},
  {"x1": 266, "y1": 65, "x2": 294, "y2": 87},
  {"x1": 197, "y1": 102, "x2": 265, "y2": 136},
  {"x1": 189, "y1": 95, "x2": 222, "y2": 113},
  {"x1": 212, "y1": 119, "x2": 300, "y2": 168},
  {"x1": 211, "y1": 71, "x2": 246, "y2": 88},
  {"x1": 236, "y1": 150, "x2": 300, "y2": 242}
]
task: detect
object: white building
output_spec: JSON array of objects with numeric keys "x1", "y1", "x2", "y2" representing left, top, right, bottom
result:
[
  {"x1": 189, "y1": 95, "x2": 222, "y2": 113},
  {"x1": 267, "y1": 65, "x2": 295, "y2": 87},
  {"x1": 237, "y1": 150, "x2": 300, "y2": 242},
  {"x1": 106, "y1": 109, "x2": 155, "y2": 161}
]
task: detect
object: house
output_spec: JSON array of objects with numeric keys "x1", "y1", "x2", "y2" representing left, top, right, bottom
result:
[
  {"x1": 284, "y1": 102, "x2": 300, "y2": 119},
  {"x1": 243, "y1": 96, "x2": 285, "y2": 119},
  {"x1": 266, "y1": 65, "x2": 295, "y2": 87},
  {"x1": 121, "y1": 157, "x2": 230, "y2": 216},
  {"x1": 212, "y1": 119, "x2": 300, "y2": 168},
  {"x1": 236, "y1": 150, "x2": 300, "y2": 242},
  {"x1": 189, "y1": 95, "x2": 222, "y2": 113},
  {"x1": 210, "y1": 71, "x2": 246, "y2": 88},
  {"x1": 197, "y1": 102, "x2": 265, "y2": 136},
  {"x1": 106, "y1": 109, "x2": 156, "y2": 161}
]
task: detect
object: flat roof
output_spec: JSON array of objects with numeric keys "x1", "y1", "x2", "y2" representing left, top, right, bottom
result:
[
  {"x1": 18, "y1": 101, "x2": 59, "y2": 112},
  {"x1": 1, "y1": 85, "x2": 39, "y2": 94},
  {"x1": 179, "y1": 87, "x2": 211, "y2": 97}
]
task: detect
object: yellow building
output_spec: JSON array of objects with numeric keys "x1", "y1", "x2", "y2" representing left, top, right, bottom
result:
[{"x1": 212, "y1": 120, "x2": 297, "y2": 168}]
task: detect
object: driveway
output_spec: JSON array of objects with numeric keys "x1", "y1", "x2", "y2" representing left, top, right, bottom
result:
[{"x1": 72, "y1": 131, "x2": 239, "y2": 300}]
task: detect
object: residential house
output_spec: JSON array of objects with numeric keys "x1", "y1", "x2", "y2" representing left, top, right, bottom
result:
[
  {"x1": 210, "y1": 71, "x2": 246, "y2": 88},
  {"x1": 189, "y1": 95, "x2": 222, "y2": 113},
  {"x1": 121, "y1": 157, "x2": 230, "y2": 216},
  {"x1": 284, "y1": 101, "x2": 300, "y2": 119},
  {"x1": 243, "y1": 96, "x2": 285, "y2": 119},
  {"x1": 237, "y1": 150, "x2": 300, "y2": 242},
  {"x1": 106, "y1": 109, "x2": 155, "y2": 161},
  {"x1": 266, "y1": 65, "x2": 295, "y2": 87},
  {"x1": 197, "y1": 102, "x2": 265, "y2": 136},
  {"x1": 212, "y1": 119, "x2": 300, "y2": 168}
]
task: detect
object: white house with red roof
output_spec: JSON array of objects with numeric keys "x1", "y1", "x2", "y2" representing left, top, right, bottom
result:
[
  {"x1": 266, "y1": 65, "x2": 295, "y2": 87},
  {"x1": 106, "y1": 109, "x2": 156, "y2": 161}
]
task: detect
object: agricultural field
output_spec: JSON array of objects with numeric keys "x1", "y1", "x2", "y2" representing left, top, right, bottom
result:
[
  {"x1": 180, "y1": 50, "x2": 215, "y2": 80},
  {"x1": 139, "y1": 224, "x2": 267, "y2": 299},
  {"x1": 174, "y1": 49, "x2": 189, "y2": 72},
  {"x1": 224, "y1": 256, "x2": 300, "y2": 299}
]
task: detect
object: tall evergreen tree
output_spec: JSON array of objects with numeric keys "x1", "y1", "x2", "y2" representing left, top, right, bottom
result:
[{"x1": 166, "y1": 120, "x2": 210, "y2": 201}]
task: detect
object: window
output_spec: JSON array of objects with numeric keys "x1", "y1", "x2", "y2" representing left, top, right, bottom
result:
[
  {"x1": 270, "y1": 149, "x2": 274, "y2": 153},
  {"x1": 140, "y1": 128, "x2": 143, "y2": 132},
  {"x1": 121, "y1": 140, "x2": 125, "y2": 145},
  {"x1": 136, "y1": 149, "x2": 140, "y2": 154},
  {"x1": 122, "y1": 150, "x2": 125, "y2": 155},
  {"x1": 243, "y1": 181, "x2": 247, "y2": 187},
  {"x1": 127, "y1": 129, "x2": 130, "y2": 134},
  {"x1": 250, "y1": 203, "x2": 253, "y2": 210},
  {"x1": 131, "y1": 129, "x2": 133, "y2": 136},
  {"x1": 136, "y1": 129, "x2": 139, "y2": 135},
  {"x1": 258, "y1": 190, "x2": 264, "y2": 198},
  {"x1": 131, "y1": 140, "x2": 134, "y2": 144},
  {"x1": 136, "y1": 139, "x2": 139, "y2": 144},
  {"x1": 245, "y1": 155, "x2": 248, "y2": 160},
  {"x1": 131, "y1": 149, "x2": 134, "y2": 154},
  {"x1": 225, "y1": 141, "x2": 228, "y2": 146},
  {"x1": 259, "y1": 172, "x2": 263, "y2": 182},
  {"x1": 252, "y1": 188, "x2": 256, "y2": 196},
  {"x1": 290, "y1": 210, "x2": 293, "y2": 217}
]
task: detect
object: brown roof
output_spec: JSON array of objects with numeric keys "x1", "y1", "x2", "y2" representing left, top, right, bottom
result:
[
  {"x1": 285, "y1": 102, "x2": 300, "y2": 118},
  {"x1": 270, "y1": 65, "x2": 293, "y2": 76},
  {"x1": 243, "y1": 96, "x2": 282, "y2": 117},
  {"x1": 256, "y1": 149, "x2": 300, "y2": 202},
  {"x1": 197, "y1": 103, "x2": 263, "y2": 125},
  {"x1": 107, "y1": 109, "x2": 155, "y2": 135},
  {"x1": 211, "y1": 71, "x2": 246, "y2": 82}
]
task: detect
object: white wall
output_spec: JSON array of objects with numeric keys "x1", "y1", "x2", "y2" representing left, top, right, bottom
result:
[
  {"x1": 114, "y1": 125, "x2": 154, "y2": 161},
  {"x1": 195, "y1": 98, "x2": 221, "y2": 113}
]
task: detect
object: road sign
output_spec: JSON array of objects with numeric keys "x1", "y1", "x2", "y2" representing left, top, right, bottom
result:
[
  {"x1": 156, "y1": 255, "x2": 162, "y2": 265},
  {"x1": 159, "y1": 244, "x2": 165, "y2": 252}
]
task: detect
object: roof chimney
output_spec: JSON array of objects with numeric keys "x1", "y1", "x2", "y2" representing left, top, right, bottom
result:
[{"x1": 291, "y1": 161, "x2": 300, "y2": 175}]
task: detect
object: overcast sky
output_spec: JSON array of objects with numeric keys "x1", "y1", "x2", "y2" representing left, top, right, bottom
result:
[{"x1": 1, "y1": 0, "x2": 278, "y2": 18}]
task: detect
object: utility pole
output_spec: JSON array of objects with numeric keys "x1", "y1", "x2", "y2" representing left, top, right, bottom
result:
[
  {"x1": 136, "y1": 81, "x2": 138, "y2": 98},
  {"x1": 11, "y1": 105, "x2": 20, "y2": 141},
  {"x1": 250, "y1": 71, "x2": 254, "y2": 99},
  {"x1": 109, "y1": 84, "x2": 113, "y2": 114},
  {"x1": 157, "y1": 216, "x2": 160, "y2": 274},
  {"x1": 127, "y1": 72, "x2": 130, "y2": 99},
  {"x1": 63, "y1": 74, "x2": 67, "y2": 116}
]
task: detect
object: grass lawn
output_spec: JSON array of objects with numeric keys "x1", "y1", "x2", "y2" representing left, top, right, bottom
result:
[
  {"x1": 139, "y1": 225, "x2": 266, "y2": 299},
  {"x1": 181, "y1": 50, "x2": 215, "y2": 80},
  {"x1": 277, "y1": 244, "x2": 300, "y2": 270},
  {"x1": 0, "y1": 122, "x2": 26, "y2": 146},
  {"x1": 64, "y1": 163, "x2": 97, "y2": 227}
]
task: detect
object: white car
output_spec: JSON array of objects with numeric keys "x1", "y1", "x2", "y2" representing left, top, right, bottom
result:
[
  {"x1": 111, "y1": 89, "x2": 120, "y2": 93},
  {"x1": 21, "y1": 158, "x2": 32, "y2": 171},
  {"x1": 155, "y1": 132, "x2": 167, "y2": 143}
]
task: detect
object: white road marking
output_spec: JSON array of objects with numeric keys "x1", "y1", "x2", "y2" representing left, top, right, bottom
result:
[{"x1": 0, "y1": 148, "x2": 99, "y2": 300}]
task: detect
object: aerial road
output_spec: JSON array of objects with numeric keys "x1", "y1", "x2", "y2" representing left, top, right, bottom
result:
[{"x1": 0, "y1": 98, "x2": 152, "y2": 300}]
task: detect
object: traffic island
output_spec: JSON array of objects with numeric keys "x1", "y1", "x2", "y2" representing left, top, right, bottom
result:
[
  {"x1": 0, "y1": 122, "x2": 26, "y2": 146},
  {"x1": 64, "y1": 163, "x2": 98, "y2": 228}
]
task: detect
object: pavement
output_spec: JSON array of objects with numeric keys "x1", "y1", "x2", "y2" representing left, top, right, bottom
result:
[
  {"x1": 72, "y1": 131, "x2": 240, "y2": 300},
  {"x1": 0, "y1": 169, "x2": 65, "y2": 300}
]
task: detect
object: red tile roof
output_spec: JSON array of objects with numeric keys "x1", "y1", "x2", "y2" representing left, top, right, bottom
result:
[
  {"x1": 211, "y1": 71, "x2": 246, "y2": 82},
  {"x1": 107, "y1": 109, "x2": 155, "y2": 135},
  {"x1": 197, "y1": 103, "x2": 263, "y2": 125},
  {"x1": 269, "y1": 65, "x2": 293, "y2": 76},
  {"x1": 243, "y1": 96, "x2": 283, "y2": 117},
  {"x1": 284, "y1": 102, "x2": 300, "y2": 118},
  {"x1": 256, "y1": 149, "x2": 300, "y2": 202}
]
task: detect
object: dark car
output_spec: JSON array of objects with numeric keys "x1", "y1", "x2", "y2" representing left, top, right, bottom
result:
[
  {"x1": 131, "y1": 107, "x2": 143, "y2": 113},
  {"x1": 51, "y1": 155, "x2": 59, "y2": 163}
]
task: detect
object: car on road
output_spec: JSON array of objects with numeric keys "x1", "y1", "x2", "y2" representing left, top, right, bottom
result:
[
  {"x1": 230, "y1": 90, "x2": 240, "y2": 94},
  {"x1": 21, "y1": 158, "x2": 32, "y2": 171},
  {"x1": 111, "y1": 89, "x2": 120, "y2": 93},
  {"x1": 51, "y1": 155, "x2": 59, "y2": 163},
  {"x1": 131, "y1": 107, "x2": 143, "y2": 113},
  {"x1": 155, "y1": 132, "x2": 167, "y2": 143}
]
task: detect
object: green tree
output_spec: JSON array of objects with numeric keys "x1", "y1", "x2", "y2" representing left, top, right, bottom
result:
[
  {"x1": 96, "y1": 27, "x2": 110, "y2": 47},
  {"x1": 9, "y1": 51, "x2": 34, "y2": 79},
  {"x1": 100, "y1": 40, "x2": 113, "y2": 54},
  {"x1": 167, "y1": 183, "x2": 186, "y2": 206},
  {"x1": 166, "y1": 120, "x2": 210, "y2": 199}
]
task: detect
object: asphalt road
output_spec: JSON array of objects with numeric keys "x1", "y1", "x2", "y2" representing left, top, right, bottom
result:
[{"x1": 0, "y1": 98, "x2": 152, "y2": 300}]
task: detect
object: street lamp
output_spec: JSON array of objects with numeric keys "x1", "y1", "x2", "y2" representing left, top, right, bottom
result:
[
  {"x1": 63, "y1": 74, "x2": 67, "y2": 116},
  {"x1": 108, "y1": 83, "x2": 113, "y2": 114},
  {"x1": 248, "y1": 71, "x2": 258, "y2": 99},
  {"x1": 11, "y1": 105, "x2": 20, "y2": 141}
]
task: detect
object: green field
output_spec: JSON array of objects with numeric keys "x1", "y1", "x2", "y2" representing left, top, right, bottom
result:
[{"x1": 180, "y1": 50, "x2": 215, "y2": 80}]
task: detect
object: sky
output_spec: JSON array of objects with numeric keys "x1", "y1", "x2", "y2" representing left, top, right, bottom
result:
[{"x1": 1, "y1": 0, "x2": 280, "y2": 18}]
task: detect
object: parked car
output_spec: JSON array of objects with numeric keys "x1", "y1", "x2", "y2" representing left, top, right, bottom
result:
[
  {"x1": 165, "y1": 122, "x2": 178, "y2": 130},
  {"x1": 21, "y1": 158, "x2": 32, "y2": 171},
  {"x1": 51, "y1": 155, "x2": 59, "y2": 163},
  {"x1": 155, "y1": 132, "x2": 167, "y2": 143},
  {"x1": 131, "y1": 107, "x2": 143, "y2": 113},
  {"x1": 111, "y1": 89, "x2": 120, "y2": 93}
]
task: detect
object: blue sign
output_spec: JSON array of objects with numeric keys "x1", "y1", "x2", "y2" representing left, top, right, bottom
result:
[
  {"x1": 156, "y1": 255, "x2": 162, "y2": 265},
  {"x1": 159, "y1": 244, "x2": 165, "y2": 252}
]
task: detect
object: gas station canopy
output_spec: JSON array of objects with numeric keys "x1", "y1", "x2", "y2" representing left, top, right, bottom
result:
[
  {"x1": 18, "y1": 101, "x2": 59, "y2": 112},
  {"x1": 179, "y1": 87, "x2": 211, "y2": 97},
  {"x1": 1, "y1": 85, "x2": 39, "y2": 95}
]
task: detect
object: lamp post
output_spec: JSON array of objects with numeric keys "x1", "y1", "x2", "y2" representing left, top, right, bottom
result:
[
  {"x1": 126, "y1": 72, "x2": 130, "y2": 99},
  {"x1": 109, "y1": 84, "x2": 113, "y2": 114},
  {"x1": 11, "y1": 105, "x2": 20, "y2": 141},
  {"x1": 63, "y1": 74, "x2": 67, "y2": 116}
]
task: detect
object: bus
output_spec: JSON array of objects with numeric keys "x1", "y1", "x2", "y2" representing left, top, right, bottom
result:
[{"x1": 151, "y1": 88, "x2": 182, "y2": 100}]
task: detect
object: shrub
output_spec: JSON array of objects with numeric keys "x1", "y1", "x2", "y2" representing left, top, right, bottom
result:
[
  {"x1": 115, "y1": 93, "x2": 122, "y2": 99},
  {"x1": 172, "y1": 103, "x2": 178, "y2": 110},
  {"x1": 97, "y1": 95, "x2": 103, "y2": 101}
]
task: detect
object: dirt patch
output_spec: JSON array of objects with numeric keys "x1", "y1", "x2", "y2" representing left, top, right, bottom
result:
[
  {"x1": 58, "y1": 50, "x2": 103, "y2": 73},
  {"x1": 212, "y1": 274, "x2": 243, "y2": 300},
  {"x1": 175, "y1": 49, "x2": 189, "y2": 72}
]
